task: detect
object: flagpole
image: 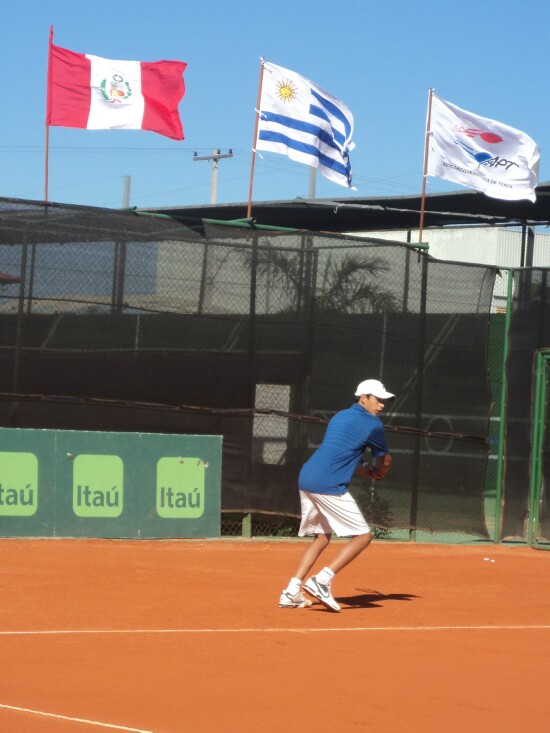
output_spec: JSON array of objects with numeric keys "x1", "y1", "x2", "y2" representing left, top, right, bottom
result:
[
  {"x1": 246, "y1": 57, "x2": 265, "y2": 219},
  {"x1": 419, "y1": 87, "x2": 433, "y2": 243},
  {"x1": 44, "y1": 126, "x2": 50, "y2": 204},
  {"x1": 44, "y1": 26, "x2": 54, "y2": 203}
]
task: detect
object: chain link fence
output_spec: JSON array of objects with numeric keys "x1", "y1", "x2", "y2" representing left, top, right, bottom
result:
[{"x1": 0, "y1": 199, "x2": 547, "y2": 541}]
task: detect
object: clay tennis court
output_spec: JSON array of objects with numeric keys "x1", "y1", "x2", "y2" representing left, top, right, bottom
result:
[{"x1": 1, "y1": 538, "x2": 549, "y2": 732}]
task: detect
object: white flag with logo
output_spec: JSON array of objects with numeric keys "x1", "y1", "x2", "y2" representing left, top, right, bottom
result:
[
  {"x1": 256, "y1": 61, "x2": 355, "y2": 188},
  {"x1": 427, "y1": 93, "x2": 540, "y2": 202}
]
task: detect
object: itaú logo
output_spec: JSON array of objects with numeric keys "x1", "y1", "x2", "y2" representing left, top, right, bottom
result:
[
  {"x1": 0, "y1": 452, "x2": 38, "y2": 516},
  {"x1": 156, "y1": 457, "x2": 205, "y2": 518},
  {"x1": 453, "y1": 126, "x2": 519, "y2": 171},
  {"x1": 72, "y1": 455, "x2": 124, "y2": 518}
]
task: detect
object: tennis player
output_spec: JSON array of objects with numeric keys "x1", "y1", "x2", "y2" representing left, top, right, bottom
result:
[{"x1": 279, "y1": 378, "x2": 395, "y2": 612}]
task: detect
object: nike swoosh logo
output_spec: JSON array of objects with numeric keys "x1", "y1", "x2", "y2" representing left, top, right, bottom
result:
[{"x1": 313, "y1": 580, "x2": 329, "y2": 597}]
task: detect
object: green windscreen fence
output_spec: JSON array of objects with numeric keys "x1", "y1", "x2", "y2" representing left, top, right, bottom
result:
[
  {"x1": 0, "y1": 198, "x2": 497, "y2": 538},
  {"x1": 501, "y1": 269, "x2": 550, "y2": 541},
  {"x1": 538, "y1": 359, "x2": 550, "y2": 544}
]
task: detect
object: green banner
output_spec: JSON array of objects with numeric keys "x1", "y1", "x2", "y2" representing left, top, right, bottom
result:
[{"x1": 0, "y1": 428, "x2": 221, "y2": 538}]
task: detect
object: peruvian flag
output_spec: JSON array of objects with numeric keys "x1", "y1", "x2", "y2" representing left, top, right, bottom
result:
[{"x1": 47, "y1": 40, "x2": 187, "y2": 140}]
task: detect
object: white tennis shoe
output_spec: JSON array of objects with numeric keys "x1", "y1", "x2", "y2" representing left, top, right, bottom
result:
[
  {"x1": 303, "y1": 575, "x2": 341, "y2": 612},
  {"x1": 278, "y1": 589, "x2": 313, "y2": 608}
]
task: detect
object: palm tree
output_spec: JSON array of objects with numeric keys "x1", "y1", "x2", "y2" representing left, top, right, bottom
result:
[
  {"x1": 316, "y1": 252, "x2": 399, "y2": 314},
  {"x1": 252, "y1": 244, "x2": 399, "y2": 314}
]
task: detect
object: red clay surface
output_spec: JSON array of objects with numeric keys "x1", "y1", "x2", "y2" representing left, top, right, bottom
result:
[{"x1": 0, "y1": 539, "x2": 549, "y2": 732}]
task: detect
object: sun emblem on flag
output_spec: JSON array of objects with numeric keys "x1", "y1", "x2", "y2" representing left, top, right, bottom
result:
[
  {"x1": 100, "y1": 73, "x2": 133, "y2": 103},
  {"x1": 276, "y1": 78, "x2": 297, "y2": 103}
]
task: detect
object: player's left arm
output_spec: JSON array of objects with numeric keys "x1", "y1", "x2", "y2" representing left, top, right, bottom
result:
[
  {"x1": 355, "y1": 453, "x2": 392, "y2": 480},
  {"x1": 368, "y1": 454, "x2": 392, "y2": 480},
  {"x1": 356, "y1": 423, "x2": 392, "y2": 480}
]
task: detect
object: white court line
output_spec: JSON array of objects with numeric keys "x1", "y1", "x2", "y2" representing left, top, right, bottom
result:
[
  {"x1": 0, "y1": 702, "x2": 153, "y2": 732},
  {"x1": 0, "y1": 624, "x2": 550, "y2": 635}
]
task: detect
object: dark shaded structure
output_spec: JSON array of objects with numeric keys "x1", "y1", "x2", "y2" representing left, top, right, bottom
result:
[
  {"x1": 0, "y1": 198, "x2": 502, "y2": 539},
  {"x1": 143, "y1": 181, "x2": 550, "y2": 232}
]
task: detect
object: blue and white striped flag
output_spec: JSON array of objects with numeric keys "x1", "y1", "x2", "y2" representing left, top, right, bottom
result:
[{"x1": 256, "y1": 61, "x2": 355, "y2": 189}]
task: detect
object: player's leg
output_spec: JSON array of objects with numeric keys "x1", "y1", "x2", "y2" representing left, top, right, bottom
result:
[
  {"x1": 327, "y1": 530, "x2": 372, "y2": 574},
  {"x1": 279, "y1": 533, "x2": 331, "y2": 608},
  {"x1": 293, "y1": 531, "x2": 331, "y2": 579},
  {"x1": 279, "y1": 492, "x2": 332, "y2": 608},
  {"x1": 303, "y1": 492, "x2": 371, "y2": 612}
]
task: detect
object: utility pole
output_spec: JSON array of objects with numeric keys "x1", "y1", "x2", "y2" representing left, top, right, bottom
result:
[
  {"x1": 122, "y1": 175, "x2": 131, "y2": 208},
  {"x1": 193, "y1": 149, "x2": 233, "y2": 204},
  {"x1": 308, "y1": 166, "x2": 317, "y2": 199}
]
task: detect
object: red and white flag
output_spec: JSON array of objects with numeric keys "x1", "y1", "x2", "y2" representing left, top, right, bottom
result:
[{"x1": 47, "y1": 42, "x2": 187, "y2": 140}]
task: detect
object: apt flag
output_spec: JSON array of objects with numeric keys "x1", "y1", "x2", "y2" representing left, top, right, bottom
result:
[
  {"x1": 256, "y1": 61, "x2": 355, "y2": 189},
  {"x1": 47, "y1": 42, "x2": 187, "y2": 140},
  {"x1": 427, "y1": 93, "x2": 540, "y2": 202}
]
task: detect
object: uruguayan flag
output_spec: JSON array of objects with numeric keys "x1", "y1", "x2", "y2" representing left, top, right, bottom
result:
[{"x1": 256, "y1": 61, "x2": 355, "y2": 189}]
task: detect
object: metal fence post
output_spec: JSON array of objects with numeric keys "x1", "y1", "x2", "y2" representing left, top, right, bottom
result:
[
  {"x1": 527, "y1": 351, "x2": 545, "y2": 545},
  {"x1": 13, "y1": 241, "x2": 29, "y2": 394},
  {"x1": 242, "y1": 513, "x2": 252, "y2": 538},
  {"x1": 408, "y1": 253, "x2": 428, "y2": 541}
]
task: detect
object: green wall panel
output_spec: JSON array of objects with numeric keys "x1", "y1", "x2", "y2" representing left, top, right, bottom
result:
[{"x1": 0, "y1": 429, "x2": 221, "y2": 538}]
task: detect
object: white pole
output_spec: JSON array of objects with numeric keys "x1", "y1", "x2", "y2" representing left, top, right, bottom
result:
[
  {"x1": 308, "y1": 167, "x2": 317, "y2": 199},
  {"x1": 193, "y1": 149, "x2": 233, "y2": 205},
  {"x1": 123, "y1": 175, "x2": 131, "y2": 208},
  {"x1": 211, "y1": 149, "x2": 219, "y2": 204},
  {"x1": 419, "y1": 88, "x2": 434, "y2": 243}
]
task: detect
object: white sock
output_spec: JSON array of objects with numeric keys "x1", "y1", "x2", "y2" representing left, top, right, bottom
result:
[
  {"x1": 287, "y1": 577, "x2": 302, "y2": 595},
  {"x1": 316, "y1": 567, "x2": 335, "y2": 585}
]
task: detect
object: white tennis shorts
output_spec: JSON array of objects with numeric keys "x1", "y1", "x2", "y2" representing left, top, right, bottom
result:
[{"x1": 298, "y1": 490, "x2": 371, "y2": 537}]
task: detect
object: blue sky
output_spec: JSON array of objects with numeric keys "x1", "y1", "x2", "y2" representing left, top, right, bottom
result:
[{"x1": 2, "y1": 0, "x2": 548, "y2": 210}]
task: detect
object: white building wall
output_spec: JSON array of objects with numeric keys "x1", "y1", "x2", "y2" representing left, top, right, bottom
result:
[
  {"x1": 350, "y1": 227, "x2": 550, "y2": 267},
  {"x1": 349, "y1": 227, "x2": 550, "y2": 312}
]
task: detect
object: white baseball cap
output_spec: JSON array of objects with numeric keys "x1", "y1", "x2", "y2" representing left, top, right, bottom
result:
[{"x1": 355, "y1": 379, "x2": 395, "y2": 401}]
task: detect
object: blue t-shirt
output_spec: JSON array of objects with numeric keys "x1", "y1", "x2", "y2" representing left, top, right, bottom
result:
[{"x1": 298, "y1": 402, "x2": 389, "y2": 495}]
